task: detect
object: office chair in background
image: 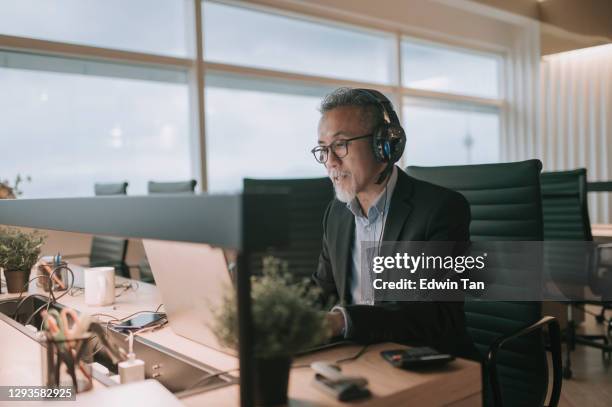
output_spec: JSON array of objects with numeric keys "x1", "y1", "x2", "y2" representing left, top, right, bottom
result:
[
  {"x1": 137, "y1": 179, "x2": 198, "y2": 283},
  {"x1": 541, "y1": 169, "x2": 612, "y2": 379},
  {"x1": 63, "y1": 182, "x2": 130, "y2": 277},
  {"x1": 147, "y1": 180, "x2": 197, "y2": 195},
  {"x1": 407, "y1": 160, "x2": 562, "y2": 407},
  {"x1": 587, "y1": 180, "x2": 612, "y2": 328},
  {"x1": 243, "y1": 177, "x2": 334, "y2": 278}
]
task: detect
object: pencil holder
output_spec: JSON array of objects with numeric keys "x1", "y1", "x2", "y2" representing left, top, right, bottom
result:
[
  {"x1": 36, "y1": 260, "x2": 69, "y2": 292},
  {"x1": 39, "y1": 332, "x2": 94, "y2": 393}
]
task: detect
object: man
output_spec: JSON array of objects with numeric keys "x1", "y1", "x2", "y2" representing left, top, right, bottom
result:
[{"x1": 311, "y1": 87, "x2": 474, "y2": 356}]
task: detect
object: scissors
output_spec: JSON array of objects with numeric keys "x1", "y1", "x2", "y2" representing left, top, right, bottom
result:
[
  {"x1": 42, "y1": 310, "x2": 77, "y2": 386},
  {"x1": 59, "y1": 309, "x2": 83, "y2": 347},
  {"x1": 42, "y1": 309, "x2": 91, "y2": 384}
]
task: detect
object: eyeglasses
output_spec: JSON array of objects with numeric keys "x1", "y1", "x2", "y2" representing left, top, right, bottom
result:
[{"x1": 311, "y1": 134, "x2": 372, "y2": 164}]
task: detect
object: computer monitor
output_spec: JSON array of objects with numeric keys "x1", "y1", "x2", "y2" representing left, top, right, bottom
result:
[{"x1": 142, "y1": 239, "x2": 237, "y2": 355}]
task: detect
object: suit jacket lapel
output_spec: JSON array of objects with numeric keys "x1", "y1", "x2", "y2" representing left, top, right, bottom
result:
[
  {"x1": 382, "y1": 170, "x2": 415, "y2": 243},
  {"x1": 334, "y1": 211, "x2": 354, "y2": 305}
]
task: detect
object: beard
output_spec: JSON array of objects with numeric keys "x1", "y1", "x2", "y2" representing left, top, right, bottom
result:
[{"x1": 328, "y1": 169, "x2": 356, "y2": 203}]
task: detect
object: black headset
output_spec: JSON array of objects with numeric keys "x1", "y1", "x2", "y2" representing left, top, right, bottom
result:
[{"x1": 355, "y1": 89, "x2": 406, "y2": 183}]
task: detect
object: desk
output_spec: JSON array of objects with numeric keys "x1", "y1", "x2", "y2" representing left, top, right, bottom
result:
[
  {"x1": 0, "y1": 268, "x2": 481, "y2": 406},
  {"x1": 592, "y1": 224, "x2": 612, "y2": 240},
  {"x1": 185, "y1": 343, "x2": 481, "y2": 407}
]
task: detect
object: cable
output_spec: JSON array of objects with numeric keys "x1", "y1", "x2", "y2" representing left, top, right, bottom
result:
[
  {"x1": 88, "y1": 314, "x2": 118, "y2": 357},
  {"x1": 130, "y1": 320, "x2": 168, "y2": 335},
  {"x1": 47, "y1": 265, "x2": 75, "y2": 304},
  {"x1": 90, "y1": 313, "x2": 120, "y2": 320},
  {"x1": 12, "y1": 265, "x2": 74, "y2": 322},
  {"x1": 12, "y1": 275, "x2": 54, "y2": 319},
  {"x1": 376, "y1": 180, "x2": 390, "y2": 258},
  {"x1": 103, "y1": 310, "x2": 166, "y2": 324},
  {"x1": 334, "y1": 344, "x2": 369, "y2": 364},
  {"x1": 18, "y1": 264, "x2": 75, "y2": 328},
  {"x1": 93, "y1": 310, "x2": 168, "y2": 339},
  {"x1": 291, "y1": 344, "x2": 370, "y2": 369},
  {"x1": 115, "y1": 281, "x2": 139, "y2": 298}
]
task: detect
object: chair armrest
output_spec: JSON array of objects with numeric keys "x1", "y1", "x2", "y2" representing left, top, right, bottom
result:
[{"x1": 485, "y1": 316, "x2": 562, "y2": 407}]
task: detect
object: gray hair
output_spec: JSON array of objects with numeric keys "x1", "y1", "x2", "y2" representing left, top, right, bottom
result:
[{"x1": 319, "y1": 87, "x2": 383, "y2": 132}]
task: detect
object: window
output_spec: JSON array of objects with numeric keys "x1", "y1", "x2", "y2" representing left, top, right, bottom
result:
[
  {"x1": 402, "y1": 39, "x2": 500, "y2": 99},
  {"x1": 203, "y1": 1, "x2": 395, "y2": 84},
  {"x1": 205, "y1": 74, "x2": 327, "y2": 192},
  {"x1": 0, "y1": 0, "x2": 507, "y2": 198},
  {"x1": 0, "y1": 0, "x2": 191, "y2": 57},
  {"x1": 402, "y1": 99, "x2": 500, "y2": 166},
  {"x1": 399, "y1": 38, "x2": 502, "y2": 166},
  {"x1": 1, "y1": 53, "x2": 191, "y2": 198}
]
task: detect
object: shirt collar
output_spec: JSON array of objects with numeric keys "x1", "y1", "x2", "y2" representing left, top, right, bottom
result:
[{"x1": 346, "y1": 166, "x2": 399, "y2": 221}]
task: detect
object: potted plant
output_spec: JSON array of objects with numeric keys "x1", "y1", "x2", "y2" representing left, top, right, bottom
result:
[
  {"x1": 212, "y1": 256, "x2": 330, "y2": 406},
  {"x1": 0, "y1": 174, "x2": 31, "y2": 199},
  {"x1": 0, "y1": 227, "x2": 45, "y2": 293}
]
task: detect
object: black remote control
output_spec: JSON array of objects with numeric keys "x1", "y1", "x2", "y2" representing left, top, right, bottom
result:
[{"x1": 381, "y1": 347, "x2": 455, "y2": 369}]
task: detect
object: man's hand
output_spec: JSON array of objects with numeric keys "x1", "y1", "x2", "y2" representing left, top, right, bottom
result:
[{"x1": 326, "y1": 311, "x2": 345, "y2": 338}]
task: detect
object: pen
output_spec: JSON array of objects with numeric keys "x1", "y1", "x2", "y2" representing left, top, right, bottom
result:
[{"x1": 40, "y1": 262, "x2": 66, "y2": 290}]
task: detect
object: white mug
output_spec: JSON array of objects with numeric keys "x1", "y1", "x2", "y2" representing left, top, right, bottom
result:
[{"x1": 84, "y1": 267, "x2": 115, "y2": 306}]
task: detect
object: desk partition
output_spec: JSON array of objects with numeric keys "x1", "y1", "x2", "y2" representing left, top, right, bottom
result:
[{"x1": 0, "y1": 193, "x2": 289, "y2": 407}]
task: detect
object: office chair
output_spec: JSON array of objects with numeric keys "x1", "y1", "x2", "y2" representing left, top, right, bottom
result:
[
  {"x1": 147, "y1": 180, "x2": 197, "y2": 194},
  {"x1": 88, "y1": 182, "x2": 130, "y2": 277},
  {"x1": 541, "y1": 169, "x2": 612, "y2": 379},
  {"x1": 94, "y1": 182, "x2": 128, "y2": 196},
  {"x1": 136, "y1": 179, "x2": 198, "y2": 283},
  {"x1": 587, "y1": 180, "x2": 612, "y2": 327},
  {"x1": 243, "y1": 177, "x2": 334, "y2": 278},
  {"x1": 407, "y1": 160, "x2": 562, "y2": 407}
]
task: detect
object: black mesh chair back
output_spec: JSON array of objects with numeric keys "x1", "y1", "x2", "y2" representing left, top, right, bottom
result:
[
  {"x1": 147, "y1": 180, "x2": 197, "y2": 194},
  {"x1": 91, "y1": 182, "x2": 129, "y2": 277},
  {"x1": 243, "y1": 177, "x2": 334, "y2": 278},
  {"x1": 407, "y1": 160, "x2": 555, "y2": 407}
]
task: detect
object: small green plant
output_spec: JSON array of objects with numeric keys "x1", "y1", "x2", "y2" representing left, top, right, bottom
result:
[
  {"x1": 212, "y1": 256, "x2": 329, "y2": 359},
  {"x1": 0, "y1": 227, "x2": 45, "y2": 272},
  {"x1": 0, "y1": 174, "x2": 31, "y2": 199}
]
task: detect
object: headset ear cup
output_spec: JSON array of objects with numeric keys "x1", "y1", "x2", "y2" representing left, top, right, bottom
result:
[
  {"x1": 372, "y1": 126, "x2": 384, "y2": 162},
  {"x1": 383, "y1": 140, "x2": 391, "y2": 161},
  {"x1": 386, "y1": 125, "x2": 406, "y2": 163}
]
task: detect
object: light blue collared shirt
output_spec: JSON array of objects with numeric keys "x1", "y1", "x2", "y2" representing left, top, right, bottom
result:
[{"x1": 332, "y1": 166, "x2": 399, "y2": 336}]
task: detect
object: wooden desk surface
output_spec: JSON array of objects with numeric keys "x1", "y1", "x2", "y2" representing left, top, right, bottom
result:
[
  {"x1": 0, "y1": 266, "x2": 481, "y2": 406},
  {"x1": 592, "y1": 224, "x2": 612, "y2": 239},
  {"x1": 184, "y1": 343, "x2": 481, "y2": 407}
]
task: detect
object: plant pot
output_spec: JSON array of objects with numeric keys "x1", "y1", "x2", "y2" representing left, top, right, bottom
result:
[
  {"x1": 253, "y1": 356, "x2": 292, "y2": 406},
  {"x1": 4, "y1": 269, "x2": 30, "y2": 294}
]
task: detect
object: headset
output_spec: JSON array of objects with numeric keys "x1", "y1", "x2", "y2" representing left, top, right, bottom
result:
[{"x1": 354, "y1": 89, "x2": 406, "y2": 184}]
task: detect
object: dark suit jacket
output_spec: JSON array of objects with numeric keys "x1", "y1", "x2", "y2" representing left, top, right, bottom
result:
[{"x1": 313, "y1": 167, "x2": 475, "y2": 356}]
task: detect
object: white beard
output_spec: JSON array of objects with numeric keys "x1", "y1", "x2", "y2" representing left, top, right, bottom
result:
[{"x1": 329, "y1": 169, "x2": 356, "y2": 203}]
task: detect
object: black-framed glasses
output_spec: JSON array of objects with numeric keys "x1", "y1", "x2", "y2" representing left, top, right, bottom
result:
[{"x1": 311, "y1": 134, "x2": 372, "y2": 164}]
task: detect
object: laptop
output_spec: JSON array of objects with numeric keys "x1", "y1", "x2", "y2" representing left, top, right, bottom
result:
[
  {"x1": 143, "y1": 239, "x2": 237, "y2": 355},
  {"x1": 143, "y1": 239, "x2": 352, "y2": 356}
]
